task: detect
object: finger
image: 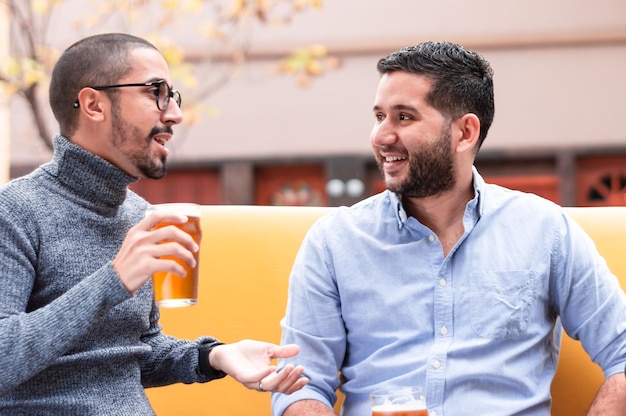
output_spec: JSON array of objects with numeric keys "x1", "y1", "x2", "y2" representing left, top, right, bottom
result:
[
  {"x1": 279, "y1": 365, "x2": 304, "y2": 383},
  {"x1": 271, "y1": 364, "x2": 295, "y2": 382},
  {"x1": 268, "y1": 344, "x2": 300, "y2": 359},
  {"x1": 239, "y1": 366, "x2": 276, "y2": 391},
  {"x1": 265, "y1": 364, "x2": 303, "y2": 391},
  {"x1": 152, "y1": 257, "x2": 189, "y2": 277},
  {"x1": 143, "y1": 210, "x2": 188, "y2": 230},
  {"x1": 245, "y1": 366, "x2": 278, "y2": 389},
  {"x1": 284, "y1": 375, "x2": 309, "y2": 395},
  {"x1": 250, "y1": 365, "x2": 289, "y2": 392},
  {"x1": 150, "y1": 226, "x2": 199, "y2": 252},
  {"x1": 274, "y1": 366, "x2": 308, "y2": 394},
  {"x1": 152, "y1": 241, "x2": 198, "y2": 269}
]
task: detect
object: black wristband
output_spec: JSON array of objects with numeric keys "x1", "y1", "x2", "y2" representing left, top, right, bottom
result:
[{"x1": 198, "y1": 339, "x2": 227, "y2": 379}]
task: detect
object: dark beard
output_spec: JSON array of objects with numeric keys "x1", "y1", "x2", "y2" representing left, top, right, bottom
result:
[
  {"x1": 378, "y1": 125, "x2": 455, "y2": 198},
  {"x1": 111, "y1": 105, "x2": 169, "y2": 179},
  {"x1": 140, "y1": 154, "x2": 167, "y2": 180},
  {"x1": 138, "y1": 126, "x2": 171, "y2": 179}
]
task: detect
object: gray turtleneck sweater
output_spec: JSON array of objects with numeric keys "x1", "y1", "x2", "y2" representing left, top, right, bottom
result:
[{"x1": 0, "y1": 135, "x2": 221, "y2": 415}]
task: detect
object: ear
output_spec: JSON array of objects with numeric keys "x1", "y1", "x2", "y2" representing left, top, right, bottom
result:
[
  {"x1": 75, "y1": 88, "x2": 108, "y2": 123},
  {"x1": 453, "y1": 113, "x2": 480, "y2": 154}
]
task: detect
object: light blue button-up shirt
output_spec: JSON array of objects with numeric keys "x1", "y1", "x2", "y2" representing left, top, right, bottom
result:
[{"x1": 272, "y1": 170, "x2": 626, "y2": 416}]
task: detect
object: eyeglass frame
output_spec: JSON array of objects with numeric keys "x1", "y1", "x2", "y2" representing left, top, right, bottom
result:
[{"x1": 73, "y1": 80, "x2": 181, "y2": 111}]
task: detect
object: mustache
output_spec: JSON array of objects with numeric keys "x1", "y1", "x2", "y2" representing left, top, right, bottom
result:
[{"x1": 149, "y1": 126, "x2": 174, "y2": 137}]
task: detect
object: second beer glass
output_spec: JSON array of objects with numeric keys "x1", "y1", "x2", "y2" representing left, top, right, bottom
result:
[{"x1": 370, "y1": 386, "x2": 428, "y2": 416}]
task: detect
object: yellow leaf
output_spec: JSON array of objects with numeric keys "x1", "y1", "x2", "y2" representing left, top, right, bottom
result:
[
  {"x1": 310, "y1": 44, "x2": 327, "y2": 57},
  {"x1": 305, "y1": 60, "x2": 322, "y2": 76},
  {"x1": 199, "y1": 22, "x2": 227, "y2": 40},
  {"x1": 162, "y1": 0, "x2": 179, "y2": 10},
  {"x1": 295, "y1": 0, "x2": 323, "y2": 10},
  {"x1": 186, "y1": 0, "x2": 204, "y2": 13},
  {"x1": 162, "y1": 48, "x2": 184, "y2": 65},
  {"x1": 5, "y1": 59, "x2": 21, "y2": 78},
  {"x1": 0, "y1": 83, "x2": 20, "y2": 96},
  {"x1": 257, "y1": 0, "x2": 270, "y2": 13},
  {"x1": 32, "y1": 0, "x2": 51, "y2": 14},
  {"x1": 227, "y1": 0, "x2": 246, "y2": 18}
]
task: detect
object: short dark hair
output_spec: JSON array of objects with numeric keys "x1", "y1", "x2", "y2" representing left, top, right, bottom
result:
[
  {"x1": 49, "y1": 33, "x2": 158, "y2": 137},
  {"x1": 377, "y1": 41, "x2": 495, "y2": 149}
]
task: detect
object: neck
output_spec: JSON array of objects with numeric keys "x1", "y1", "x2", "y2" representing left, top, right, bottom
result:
[{"x1": 402, "y1": 179, "x2": 474, "y2": 256}]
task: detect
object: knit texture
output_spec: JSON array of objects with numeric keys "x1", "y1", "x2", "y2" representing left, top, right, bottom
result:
[{"x1": 0, "y1": 135, "x2": 216, "y2": 415}]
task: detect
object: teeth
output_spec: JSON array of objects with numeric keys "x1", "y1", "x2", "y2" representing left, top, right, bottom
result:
[{"x1": 385, "y1": 156, "x2": 405, "y2": 162}]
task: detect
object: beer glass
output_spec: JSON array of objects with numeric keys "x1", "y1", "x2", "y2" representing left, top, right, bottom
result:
[
  {"x1": 146, "y1": 203, "x2": 202, "y2": 307},
  {"x1": 370, "y1": 386, "x2": 428, "y2": 416}
]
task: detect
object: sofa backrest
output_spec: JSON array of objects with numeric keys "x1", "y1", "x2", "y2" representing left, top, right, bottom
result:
[{"x1": 145, "y1": 205, "x2": 626, "y2": 415}]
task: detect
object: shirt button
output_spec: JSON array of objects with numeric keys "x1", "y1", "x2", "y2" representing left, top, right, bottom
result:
[
  {"x1": 428, "y1": 235, "x2": 435, "y2": 242},
  {"x1": 440, "y1": 326, "x2": 448, "y2": 335},
  {"x1": 439, "y1": 278, "x2": 447, "y2": 286},
  {"x1": 432, "y1": 360, "x2": 441, "y2": 369}
]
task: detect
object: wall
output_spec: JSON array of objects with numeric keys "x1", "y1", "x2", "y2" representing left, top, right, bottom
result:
[{"x1": 8, "y1": 0, "x2": 626, "y2": 169}]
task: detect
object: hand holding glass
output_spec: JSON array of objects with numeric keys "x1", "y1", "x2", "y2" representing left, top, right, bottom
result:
[{"x1": 146, "y1": 203, "x2": 201, "y2": 307}]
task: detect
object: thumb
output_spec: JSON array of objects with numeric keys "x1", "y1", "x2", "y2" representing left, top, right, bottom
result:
[{"x1": 269, "y1": 344, "x2": 301, "y2": 359}]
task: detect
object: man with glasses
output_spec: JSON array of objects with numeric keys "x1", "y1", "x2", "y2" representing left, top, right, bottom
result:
[{"x1": 0, "y1": 33, "x2": 307, "y2": 414}]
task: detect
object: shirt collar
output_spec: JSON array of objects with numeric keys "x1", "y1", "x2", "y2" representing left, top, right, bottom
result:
[
  {"x1": 391, "y1": 166, "x2": 485, "y2": 229},
  {"x1": 471, "y1": 165, "x2": 486, "y2": 218}
]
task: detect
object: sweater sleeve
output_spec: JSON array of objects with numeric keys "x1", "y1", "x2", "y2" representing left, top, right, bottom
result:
[
  {"x1": 0, "y1": 205, "x2": 132, "y2": 394},
  {"x1": 138, "y1": 301, "x2": 226, "y2": 386}
]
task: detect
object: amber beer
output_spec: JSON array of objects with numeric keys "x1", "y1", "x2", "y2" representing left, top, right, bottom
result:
[
  {"x1": 370, "y1": 387, "x2": 428, "y2": 416},
  {"x1": 148, "y1": 203, "x2": 202, "y2": 307}
]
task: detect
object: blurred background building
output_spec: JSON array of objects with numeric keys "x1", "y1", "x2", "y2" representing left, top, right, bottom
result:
[{"x1": 6, "y1": 0, "x2": 626, "y2": 207}]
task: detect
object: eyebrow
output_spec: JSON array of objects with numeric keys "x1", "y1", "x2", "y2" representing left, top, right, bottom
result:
[
  {"x1": 373, "y1": 104, "x2": 419, "y2": 112},
  {"x1": 145, "y1": 78, "x2": 169, "y2": 85}
]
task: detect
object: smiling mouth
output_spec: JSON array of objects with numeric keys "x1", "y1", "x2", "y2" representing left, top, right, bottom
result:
[{"x1": 384, "y1": 155, "x2": 406, "y2": 162}]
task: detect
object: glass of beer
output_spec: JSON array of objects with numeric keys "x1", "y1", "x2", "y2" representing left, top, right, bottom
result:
[
  {"x1": 146, "y1": 203, "x2": 202, "y2": 307},
  {"x1": 370, "y1": 386, "x2": 428, "y2": 416}
]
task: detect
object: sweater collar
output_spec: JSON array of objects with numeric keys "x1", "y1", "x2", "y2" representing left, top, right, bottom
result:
[{"x1": 42, "y1": 135, "x2": 140, "y2": 207}]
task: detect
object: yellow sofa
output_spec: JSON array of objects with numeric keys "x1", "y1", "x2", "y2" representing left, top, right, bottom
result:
[{"x1": 145, "y1": 205, "x2": 626, "y2": 416}]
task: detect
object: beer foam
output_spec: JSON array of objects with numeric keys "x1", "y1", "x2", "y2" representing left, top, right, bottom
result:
[{"x1": 371, "y1": 401, "x2": 427, "y2": 411}]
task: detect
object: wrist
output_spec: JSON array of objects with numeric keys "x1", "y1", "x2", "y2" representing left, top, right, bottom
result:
[{"x1": 198, "y1": 338, "x2": 227, "y2": 379}]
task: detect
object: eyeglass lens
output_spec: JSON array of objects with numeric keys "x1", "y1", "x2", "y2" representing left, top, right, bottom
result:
[{"x1": 157, "y1": 82, "x2": 181, "y2": 111}]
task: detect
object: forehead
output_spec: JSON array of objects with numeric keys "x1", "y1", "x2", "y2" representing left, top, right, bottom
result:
[
  {"x1": 120, "y1": 47, "x2": 171, "y2": 83},
  {"x1": 374, "y1": 71, "x2": 433, "y2": 107}
]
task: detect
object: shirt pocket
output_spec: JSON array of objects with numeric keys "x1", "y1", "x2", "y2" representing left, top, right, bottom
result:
[{"x1": 469, "y1": 270, "x2": 535, "y2": 339}]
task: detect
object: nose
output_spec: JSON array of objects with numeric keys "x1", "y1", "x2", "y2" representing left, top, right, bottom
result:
[
  {"x1": 370, "y1": 118, "x2": 397, "y2": 147},
  {"x1": 162, "y1": 100, "x2": 183, "y2": 125}
]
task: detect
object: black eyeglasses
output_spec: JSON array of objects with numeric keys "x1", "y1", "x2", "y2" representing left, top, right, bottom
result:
[{"x1": 78, "y1": 80, "x2": 182, "y2": 111}]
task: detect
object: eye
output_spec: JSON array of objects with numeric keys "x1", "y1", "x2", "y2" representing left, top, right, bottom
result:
[
  {"x1": 399, "y1": 113, "x2": 412, "y2": 121},
  {"x1": 148, "y1": 81, "x2": 168, "y2": 98},
  {"x1": 149, "y1": 86, "x2": 160, "y2": 98},
  {"x1": 374, "y1": 113, "x2": 385, "y2": 122}
]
